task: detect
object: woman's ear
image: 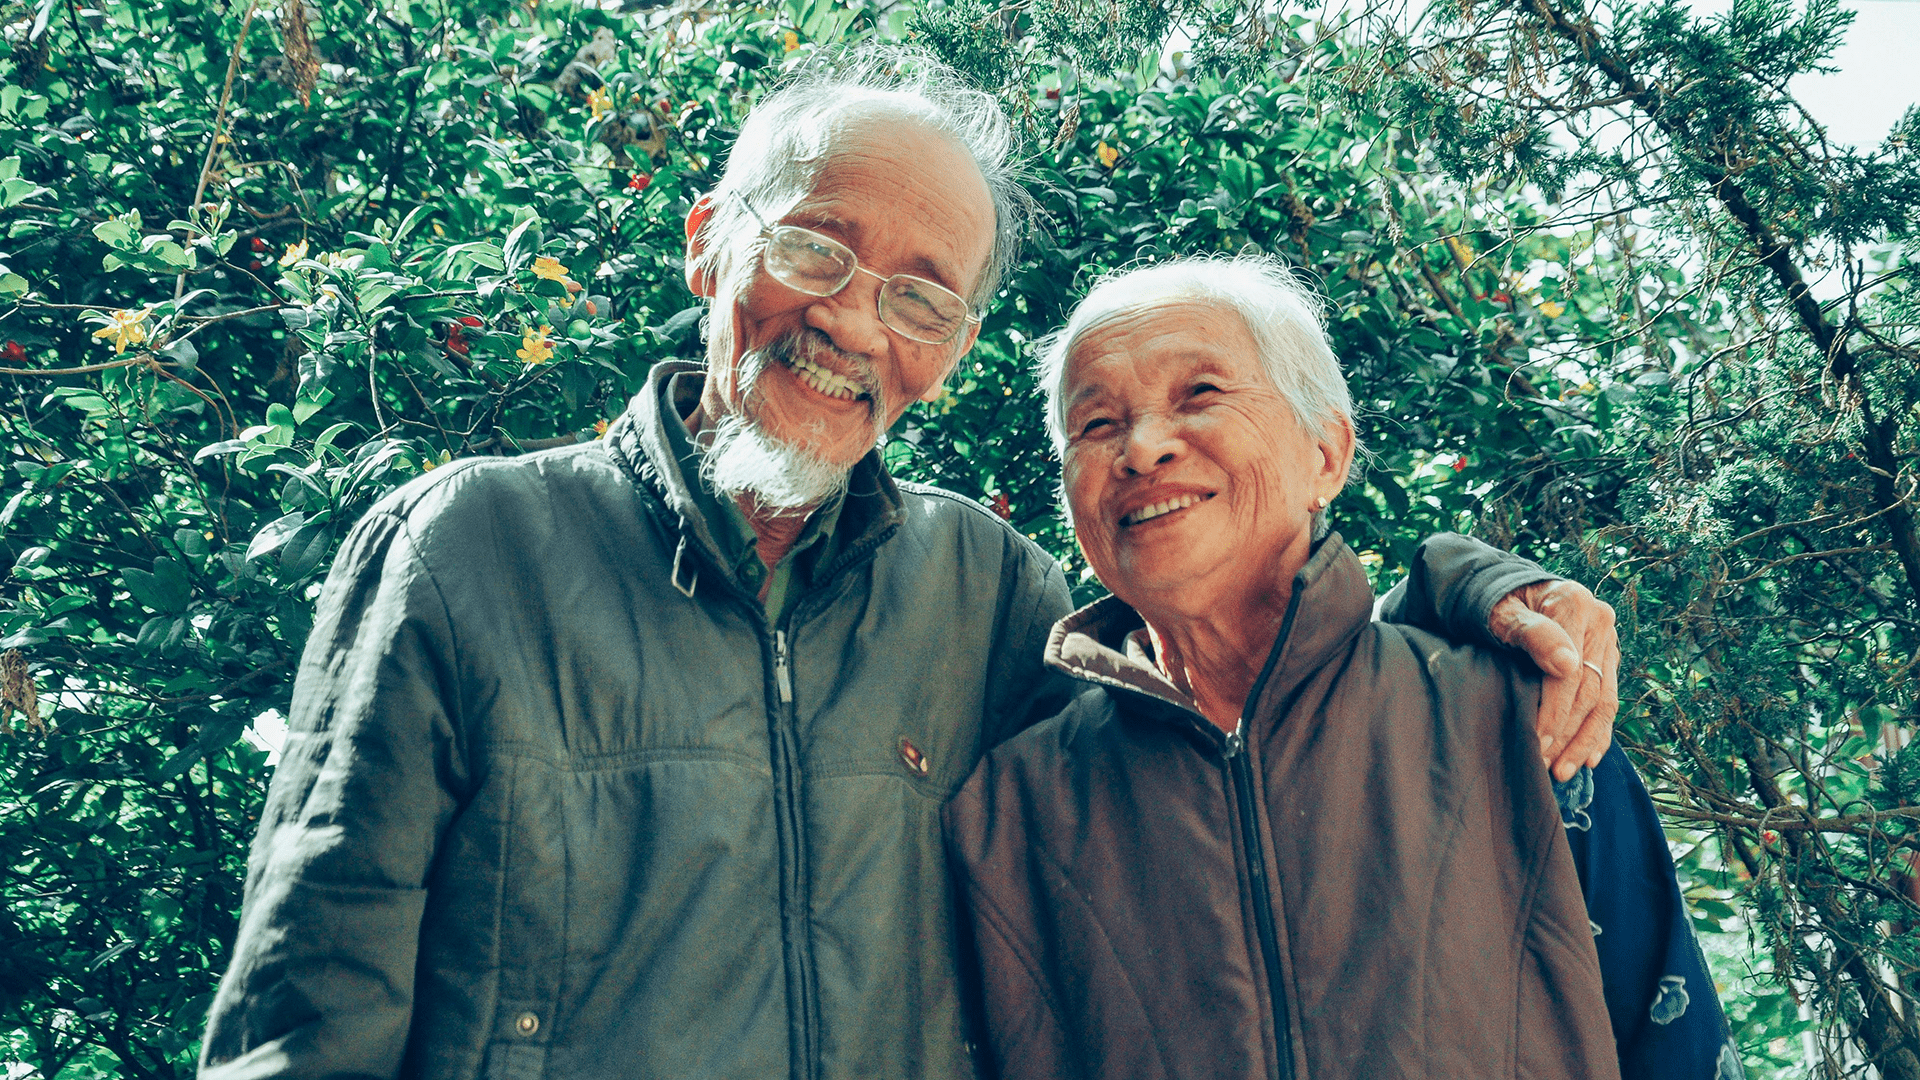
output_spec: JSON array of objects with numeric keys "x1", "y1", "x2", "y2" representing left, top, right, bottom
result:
[
  {"x1": 1316, "y1": 414, "x2": 1357, "y2": 502},
  {"x1": 684, "y1": 194, "x2": 719, "y2": 297}
]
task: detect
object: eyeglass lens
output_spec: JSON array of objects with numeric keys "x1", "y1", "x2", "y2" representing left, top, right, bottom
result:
[{"x1": 761, "y1": 226, "x2": 969, "y2": 344}]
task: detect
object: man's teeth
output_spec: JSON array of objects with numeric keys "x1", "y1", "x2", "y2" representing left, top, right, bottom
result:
[
  {"x1": 790, "y1": 355, "x2": 863, "y2": 400},
  {"x1": 1124, "y1": 493, "x2": 1208, "y2": 525}
]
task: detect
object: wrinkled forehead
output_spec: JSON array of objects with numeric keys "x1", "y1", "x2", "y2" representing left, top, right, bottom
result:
[{"x1": 1062, "y1": 300, "x2": 1259, "y2": 397}]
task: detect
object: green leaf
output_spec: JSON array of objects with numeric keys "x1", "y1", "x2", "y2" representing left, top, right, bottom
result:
[
  {"x1": 279, "y1": 521, "x2": 334, "y2": 580},
  {"x1": 245, "y1": 512, "x2": 307, "y2": 562},
  {"x1": 0, "y1": 177, "x2": 47, "y2": 207},
  {"x1": 121, "y1": 557, "x2": 191, "y2": 614},
  {"x1": 292, "y1": 387, "x2": 335, "y2": 424}
]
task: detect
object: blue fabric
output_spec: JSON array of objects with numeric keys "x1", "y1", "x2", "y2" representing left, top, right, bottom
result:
[{"x1": 1555, "y1": 746, "x2": 1746, "y2": 1080}]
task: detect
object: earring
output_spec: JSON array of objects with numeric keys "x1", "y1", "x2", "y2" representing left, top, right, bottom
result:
[{"x1": 1315, "y1": 496, "x2": 1329, "y2": 509}]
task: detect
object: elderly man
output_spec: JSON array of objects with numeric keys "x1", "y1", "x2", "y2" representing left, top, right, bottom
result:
[{"x1": 199, "y1": 52, "x2": 1619, "y2": 1080}]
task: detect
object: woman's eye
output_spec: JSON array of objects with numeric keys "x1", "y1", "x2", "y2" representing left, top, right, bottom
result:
[
  {"x1": 1079, "y1": 418, "x2": 1112, "y2": 437},
  {"x1": 1191, "y1": 382, "x2": 1220, "y2": 397}
]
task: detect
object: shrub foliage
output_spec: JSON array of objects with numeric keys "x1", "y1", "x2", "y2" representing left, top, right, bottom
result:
[{"x1": 0, "y1": 0, "x2": 1914, "y2": 1076}]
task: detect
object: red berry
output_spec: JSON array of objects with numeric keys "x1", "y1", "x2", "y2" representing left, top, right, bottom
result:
[
  {"x1": 1045, "y1": 88, "x2": 1061, "y2": 100},
  {"x1": 1492, "y1": 291, "x2": 1512, "y2": 303},
  {"x1": 627, "y1": 172, "x2": 653, "y2": 192},
  {"x1": 250, "y1": 237, "x2": 268, "y2": 252},
  {"x1": 248, "y1": 259, "x2": 263, "y2": 270},
  {"x1": 3, "y1": 340, "x2": 24, "y2": 363},
  {"x1": 445, "y1": 324, "x2": 471, "y2": 357},
  {"x1": 990, "y1": 493, "x2": 1011, "y2": 520},
  {"x1": 1453, "y1": 457, "x2": 1468, "y2": 472},
  {"x1": 458, "y1": 315, "x2": 483, "y2": 327}
]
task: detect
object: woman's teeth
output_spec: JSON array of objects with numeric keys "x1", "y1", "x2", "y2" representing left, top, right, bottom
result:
[
  {"x1": 1123, "y1": 493, "x2": 1209, "y2": 525},
  {"x1": 790, "y1": 356, "x2": 863, "y2": 400}
]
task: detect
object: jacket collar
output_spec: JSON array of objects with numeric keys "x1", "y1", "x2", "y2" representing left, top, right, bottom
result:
[
  {"x1": 604, "y1": 359, "x2": 908, "y2": 583},
  {"x1": 1044, "y1": 533, "x2": 1376, "y2": 731}
]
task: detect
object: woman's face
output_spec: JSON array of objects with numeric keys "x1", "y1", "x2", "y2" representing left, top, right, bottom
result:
[{"x1": 1059, "y1": 301, "x2": 1351, "y2": 613}]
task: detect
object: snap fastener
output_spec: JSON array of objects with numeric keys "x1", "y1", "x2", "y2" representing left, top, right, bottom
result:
[{"x1": 514, "y1": 1011, "x2": 539, "y2": 1036}]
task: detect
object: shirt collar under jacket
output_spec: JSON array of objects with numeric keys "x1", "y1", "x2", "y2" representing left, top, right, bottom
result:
[
  {"x1": 1044, "y1": 532, "x2": 1378, "y2": 734},
  {"x1": 606, "y1": 360, "x2": 908, "y2": 619}
]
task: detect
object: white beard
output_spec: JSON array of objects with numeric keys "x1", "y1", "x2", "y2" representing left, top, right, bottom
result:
[
  {"x1": 700, "y1": 335, "x2": 883, "y2": 514},
  {"x1": 702, "y1": 411, "x2": 856, "y2": 512}
]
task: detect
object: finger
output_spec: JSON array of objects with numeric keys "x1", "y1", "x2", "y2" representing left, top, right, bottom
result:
[
  {"x1": 1504, "y1": 608, "x2": 1580, "y2": 758},
  {"x1": 1584, "y1": 637, "x2": 1622, "y2": 768},
  {"x1": 1553, "y1": 702, "x2": 1613, "y2": 781},
  {"x1": 1551, "y1": 665, "x2": 1610, "y2": 780},
  {"x1": 1507, "y1": 604, "x2": 1582, "y2": 680}
]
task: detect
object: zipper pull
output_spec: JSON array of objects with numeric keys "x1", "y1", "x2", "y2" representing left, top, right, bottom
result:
[
  {"x1": 774, "y1": 630, "x2": 793, "y2": 703},
  {"x1": 1223, "y1": 719, "x2": 1245, "y2": 759}
]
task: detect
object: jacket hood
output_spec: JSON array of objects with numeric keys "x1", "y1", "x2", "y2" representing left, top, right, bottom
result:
[
  {"x1": 1044, "y1": 532, "x2": 1377, "y2": 726},
  {"x1": 602, "y1": 359, "x2": 908, "y2": 586}
]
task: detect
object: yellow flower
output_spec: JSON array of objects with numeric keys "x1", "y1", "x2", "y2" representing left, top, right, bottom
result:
[
  {"x1": 1095, "y1": 141, "x2": 1118, "y2": 168},
  {"x1": 587, "y1": 85, "x2": 613, "y2": 121},
  {"x1": 278, "y1": 239, "x2": 309, "y2": 268},
  {"x1": 518, "y1": 325, "x2": 555, "y2": 366},
  {"x1": 782, "y1": 30, "x2": 799, "y2": 52},
  {"x1": 530, "y1": 255, "x2": 580, "y2": 290},
  {"x1": 1539, "y1": 300, "x2": 1566, "y2": 318},
  {"x1": 90, "y1": 307, "x2": 150, "y2": 355},
  {"x1": 593, "y1": 418, "x2": 609, "y2": 438}
]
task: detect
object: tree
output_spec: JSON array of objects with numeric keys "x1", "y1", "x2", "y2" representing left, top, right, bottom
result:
[{"x1": 3, "y1": 0, "x2": 1912, "y2": 1075}]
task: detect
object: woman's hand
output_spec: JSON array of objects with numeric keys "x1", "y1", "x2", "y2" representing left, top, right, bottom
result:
[{"x1": 1488, "y1": 580, "x2": 1619, "y2": 781}]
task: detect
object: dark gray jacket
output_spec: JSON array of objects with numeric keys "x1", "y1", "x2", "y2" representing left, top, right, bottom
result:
[
  {"x1": 943, "y1": 535, "x2": 1616, "y2": 1080},
  {"x1": 199, "y1": 361, "x2": 1553, "y2": 1080}
]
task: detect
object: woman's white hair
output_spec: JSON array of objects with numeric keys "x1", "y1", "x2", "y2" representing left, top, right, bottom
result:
[
  {"x1": 1035, "y1": 254, "x2": 1355, "y2": 457},
  {"x1": 690, "y1": 46, "x2": 1030, "y2": 308}
]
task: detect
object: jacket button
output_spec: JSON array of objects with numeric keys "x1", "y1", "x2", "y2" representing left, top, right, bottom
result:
[{"x1": 514, "y1": 1011, "x2": 539, "y2": 1036}]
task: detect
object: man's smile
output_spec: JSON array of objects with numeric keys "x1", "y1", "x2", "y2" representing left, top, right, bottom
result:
[{"x1": 787, "y1": 352, "x2": 870, "y2": 402}]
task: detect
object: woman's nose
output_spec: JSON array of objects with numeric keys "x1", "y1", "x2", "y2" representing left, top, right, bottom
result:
[{"x1": 1116, "y1": 415, "x2": 1185, "y2": 476}]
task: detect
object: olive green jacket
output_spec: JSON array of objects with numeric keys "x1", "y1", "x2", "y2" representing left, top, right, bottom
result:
[{"x1": 198, "y1": 360, "x2": 1553, "y2": 1080}]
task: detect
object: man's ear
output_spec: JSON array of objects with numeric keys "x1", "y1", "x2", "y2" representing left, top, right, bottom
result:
[
  {"x1": 684, "y1": 194, "x2": 719, "y2": 298},
  {"x1": 919, "y1": 321, "x2": 982, "y2": 402}
]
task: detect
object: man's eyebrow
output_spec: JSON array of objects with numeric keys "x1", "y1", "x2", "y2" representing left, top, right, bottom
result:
[{"x1": 786, "y1": 209, "x2": 964, "y2": 292}]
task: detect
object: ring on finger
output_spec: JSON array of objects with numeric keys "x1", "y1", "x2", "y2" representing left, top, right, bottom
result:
[{"x1": 1581, "y1": 659, "x2": 1603, "y2": 678}]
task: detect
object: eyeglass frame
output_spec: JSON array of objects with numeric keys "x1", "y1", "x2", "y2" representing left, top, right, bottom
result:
[{"x1": 728, "y1": 194, "x2": 984, "y2": 346}]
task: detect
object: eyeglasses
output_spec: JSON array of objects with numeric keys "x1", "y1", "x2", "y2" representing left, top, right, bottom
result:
[{"x1": 734, "y1": 197, "x2": 982, "y2": 346}]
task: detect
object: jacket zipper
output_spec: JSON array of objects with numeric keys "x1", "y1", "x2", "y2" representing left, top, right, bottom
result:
[
  {"x1": 1223, "y1": 726, "x2": 1295, "y2": 1080},
  {"x1": 775, "y1": 629, "x2": 794, "y2": 702},
  {"x1": 770, "y1": 627, "x2": 816, "y2": 1079}
]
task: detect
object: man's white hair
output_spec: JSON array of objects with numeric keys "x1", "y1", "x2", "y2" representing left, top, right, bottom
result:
[
  {"x1": 1034, "y1": 255, "x2": 1356, "y2": 457},
  {"x1": 691, "y1": 46, "x2": 1030, "y2": 308}
]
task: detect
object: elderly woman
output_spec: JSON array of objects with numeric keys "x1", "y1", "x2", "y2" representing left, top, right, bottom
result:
[{"x1": 943, "y1": 258, "x2": 1736, "y2": 1080}]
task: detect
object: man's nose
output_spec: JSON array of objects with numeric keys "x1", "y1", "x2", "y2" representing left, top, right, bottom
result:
[
  {"x1": 805, "y1": 272, "x2": 891, "y2": 361},
  {"x1": 1116, "y1": 415, "x2": 1185, "y2": 476}
]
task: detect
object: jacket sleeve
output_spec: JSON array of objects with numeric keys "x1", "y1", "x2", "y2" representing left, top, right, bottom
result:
[
  {"x1": 944, "y1": 766, "x2": 1087, "y2": 1080},
  {"x1": 980, "y1": 538, "x2": 1077, "y2": 749},
  {"x1": 1563, "y1": 747, "x2": 1736, "y2": 1079},
  {"x1": 200, "y1": 508, "x2": 469, "y2": 1079},
  {"x1": 1376, "y1": 532, "x2": 1558, "y2": 649}
]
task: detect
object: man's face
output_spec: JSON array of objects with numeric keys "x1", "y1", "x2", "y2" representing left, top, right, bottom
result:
[{"x1": 688, "y1": 119, "x2": 996, "y2": 471}]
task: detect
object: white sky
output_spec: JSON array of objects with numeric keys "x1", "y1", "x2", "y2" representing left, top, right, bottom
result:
[
  {"x1": 1707, "y1": 0, "x2": 1920, "y2": 148},
  {"x1": 1258, "y1": 0, "x2": 1920, "y2": 149}
]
